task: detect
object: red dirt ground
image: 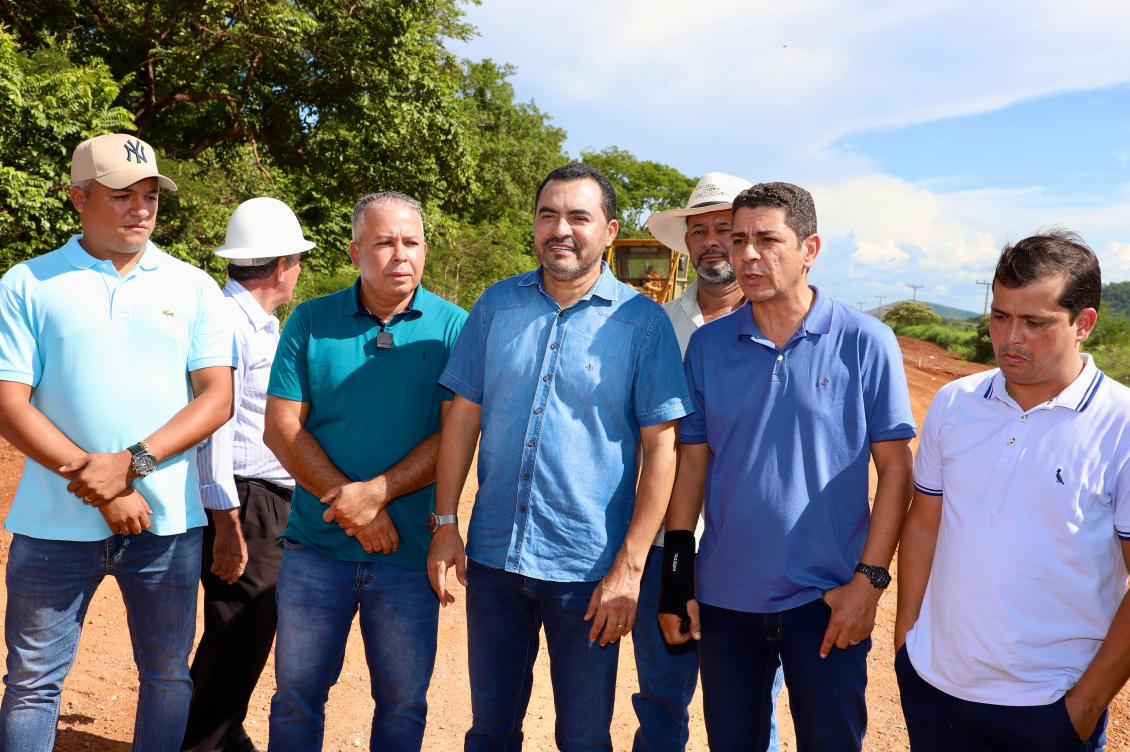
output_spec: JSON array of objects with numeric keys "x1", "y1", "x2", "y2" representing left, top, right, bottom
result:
[{"x1": 0, "y1": 337, "x2": 1125, "y2": 750}]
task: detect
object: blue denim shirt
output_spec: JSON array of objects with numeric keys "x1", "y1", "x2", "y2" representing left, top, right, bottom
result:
[{"x1": 440, "y1": 264, "x2": 691, "y2": 582}]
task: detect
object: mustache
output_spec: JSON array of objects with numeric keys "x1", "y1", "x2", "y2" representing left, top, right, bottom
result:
[
  {"x1": 545, "y1": 236, "x2": 578, "y2": 250},
  {"x1": 997, "y1": 345, "x2": 1033, "y2": 361}
]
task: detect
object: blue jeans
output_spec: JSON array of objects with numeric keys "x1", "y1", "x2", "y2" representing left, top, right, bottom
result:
[
  {"x1": 631, "y1": 545, "x2": 783, "y2": 752},
  {"x1": 268, "y1": 540, "x2": 438, "y2": 752},
  {"x1": 0, "y1": 529, "x2": 202, "y2": 752},
  {"x1": 896, "y1": 645, "x2": 1107, "y2": 751},
  {"x1": 464, "y1": 560, "x2": 620, "y2": 752},
  {"x1": 699, "y1": 598, "x2": 869, "y2": 752}
]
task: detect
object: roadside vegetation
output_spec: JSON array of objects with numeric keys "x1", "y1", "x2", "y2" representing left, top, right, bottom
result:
[{"x1": 883, "y1": 299, "x2": 1130, "y2": 384}]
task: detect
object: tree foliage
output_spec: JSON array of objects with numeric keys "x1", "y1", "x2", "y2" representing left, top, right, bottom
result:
[
  {"x1": 580, "y1": 147, "x2": 695, "y2": 236},
  {"x1": 0, "y1": 28, "x2": 134, "y2": 267},
  {"x1": 882, "y1": 300, "x2": 940, "y2": 329},
  {"x1": 0, "y1": 3, "x2": 688, "y2": 305}
]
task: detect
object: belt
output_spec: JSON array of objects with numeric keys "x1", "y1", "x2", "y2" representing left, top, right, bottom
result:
[{"x1": 234, "y1": 476, "x2": 293, "y2": 502}]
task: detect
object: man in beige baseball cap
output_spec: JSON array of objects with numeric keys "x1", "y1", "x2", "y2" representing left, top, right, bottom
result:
[
  {"x1": 0, "y1": 132, "x2": 234, "y2": 748},
  {"x1": 632, "y1": 171, "x2": 784, "y2": 752},
  {"x1": 70, "y1": 133, "x2": 178, "y2": 191}
]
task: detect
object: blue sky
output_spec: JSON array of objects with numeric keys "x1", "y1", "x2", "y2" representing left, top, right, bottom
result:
[{"x1": 450, "y1": 0, "x2": 1130, "y2": 314}]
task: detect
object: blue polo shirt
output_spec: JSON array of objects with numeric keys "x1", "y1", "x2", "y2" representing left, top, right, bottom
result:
[
  {"x1": 0, "y1": 236, "x2": 236, "y2": 540},
  {"x1": 681, "y1": 287, "x2": 916, "y2": 613},
  {"x1": 439, "y1": 263, "x2": 692, "y2": 582},
  {"x1": 268, "y1": 281, "x2": 466, "y2": 570}
]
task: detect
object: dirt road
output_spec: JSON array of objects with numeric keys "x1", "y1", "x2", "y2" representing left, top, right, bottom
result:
[{"x1": 0, "y1": 337, "x2": 1126, "y2": 750}]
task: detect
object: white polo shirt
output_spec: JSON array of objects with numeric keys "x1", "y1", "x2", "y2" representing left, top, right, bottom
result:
[
  {"x1": 906, "y1": 354, "x2": 1130, "y2": 705},
  {"x1": 0, "y1": 236, "x2": 236, "y2": 540}
]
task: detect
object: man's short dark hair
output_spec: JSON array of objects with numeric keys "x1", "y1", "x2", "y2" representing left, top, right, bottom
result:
[
  {"x1": 227, "y1": 255, "x2": 295, "y2": 283},
  {"x1": 731, "y1": 182, "x2": 817, "y2": 242},
  {"x1": 534, "y1": 163, "x2": 618, "y2": 224},
  {"x1": 993, "y1": 228, "x2": 1101, "y2": 322}
]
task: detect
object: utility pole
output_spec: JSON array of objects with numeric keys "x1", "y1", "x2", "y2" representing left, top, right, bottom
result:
[
  {"x1": 876, "y1": 295, "x2": 886, "y2": 316},
  {"x1": 975, "y1": 280, "x2": 992, "y2": 317},
  {"x1": 857, "y1": 301, "x2": 866, "y2": 311},
  {"x1": 906, "y1": 283, "x2": 923, "y2": 301}
]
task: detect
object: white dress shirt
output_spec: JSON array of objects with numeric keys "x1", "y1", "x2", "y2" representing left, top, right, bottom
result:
[
  {"x1": 658, "y1": 280, "x2": 710, "y2": 546},
  {"x1": 196, "y1": 279, "x2": 293, "y2": 510}
]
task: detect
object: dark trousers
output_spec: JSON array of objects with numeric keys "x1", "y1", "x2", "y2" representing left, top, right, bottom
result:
[
  {"x1": 896, "y1": 644, "x2": 1107, "y2": 751},
  {"x1": 698, "y1": 598, "x2": 869, "y2": 752},
  {"x1": 182, "y1": 479, "x2": 291, "y2": 752}
]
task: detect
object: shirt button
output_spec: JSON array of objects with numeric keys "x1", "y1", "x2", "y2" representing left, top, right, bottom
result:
[
  {"x1": 518, "y1": 505, "x2": 528, "y2": 513},
  {"x1": 522, "y1": 473, "x2": 531, "y2": 480},
  {"x1": 1007, "y1": 438, "x2": 1016, "y2": 446},
  {"x1": 533, "y1": 407, "x2": 543, "y2": 414},
  {"x1": 776, "y1": 354, "x2": 784, "y2": 362},
  {"x1": 543, "y1": 374, "x2": 551, "y2": 382},
  {"x1": 527, "y1": 439, "x2": 535, "y2": 447},
  {"x1": 1020, "y1": 415, "x2": 1026, "y2": 422}
]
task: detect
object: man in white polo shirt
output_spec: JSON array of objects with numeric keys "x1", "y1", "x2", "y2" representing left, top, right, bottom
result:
[
  {"x1": 0, "y1": 133, "x2": 235, "y2": 750},
  {"x1": 896, "y1": 229, "x2": 1130, "y2": 751}
]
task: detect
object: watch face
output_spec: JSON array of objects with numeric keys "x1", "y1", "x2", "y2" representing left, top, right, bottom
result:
[
  {"x1": 427, "y1": 512, "x2": 438, "y2": 534},
  {"x1": 132, "y1": 452, "x2": 157, "y2": 477}
]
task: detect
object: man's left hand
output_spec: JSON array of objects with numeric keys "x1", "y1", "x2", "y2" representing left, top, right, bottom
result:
[
  {"x1": 819, "y1": 574, "x2": 882, "y2": 658},
  {"x1": 584, "y1": 556, "x2": 643, "y2": 646},
  {"x1": 211, "y1": 508, "x2": 249, "y2": 584},
  {"x1": 1064, "y1": 689, "x2": 1101, "y2": 743},
  {"x1": 322, "y1": 479, "x2": 385, "y2": 534},
  {"x1": 61, "y1": 450, "x2": 133, "y2": 505}
]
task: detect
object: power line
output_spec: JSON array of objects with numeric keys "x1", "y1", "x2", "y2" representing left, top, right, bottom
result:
[{"x1": 975, "y1": 280, "x2": 992, "y2": 317}]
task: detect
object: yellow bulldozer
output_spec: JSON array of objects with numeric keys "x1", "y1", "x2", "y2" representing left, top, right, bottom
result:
[{"x1": 603, "y1": 238, "x2": 690, "y2": 304}]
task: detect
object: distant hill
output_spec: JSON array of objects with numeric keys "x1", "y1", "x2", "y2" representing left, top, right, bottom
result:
[
  {"x1": 867, "y1": 300, "x2": 981, "y2": 321},
  {"x1": 1105, "y1": 281, "x2": 1130, "y2": 319}
]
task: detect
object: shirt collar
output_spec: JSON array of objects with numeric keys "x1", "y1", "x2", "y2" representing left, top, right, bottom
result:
[
  {"x1": 520, "y1": 261, "x2": 621, "y2": 304},
  {"x1": 736, "y1": 285, "x2": 831, "y2": 341},
  {"x1": 346, "y1": 277, "x2": 424, "y2": 324},
  {"x1": 984, "y1": 353, "x2": 1105, "y2": 413},
  {"x1": 61, "y1": 236, "x2": 162, "y2": 272},
  {"x1": 223, "y1": 278, "x2": 276, "y2": 332},
  {"x1": 676, "y1": 280, "x2": 704, "y2": 324}
]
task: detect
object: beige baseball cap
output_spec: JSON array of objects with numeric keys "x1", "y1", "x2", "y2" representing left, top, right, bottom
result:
[{"x1": 70, "y1": 133, "x2": 178, "y2": 191}]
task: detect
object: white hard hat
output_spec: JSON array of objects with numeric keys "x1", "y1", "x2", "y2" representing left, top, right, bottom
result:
[{"x1": 214, "y1": 196, "x2": 315, "y2": 265}]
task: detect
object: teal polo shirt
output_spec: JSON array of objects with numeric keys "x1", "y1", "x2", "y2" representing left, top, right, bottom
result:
[
  {"x1": 0, "y1": 236, "x2": 236, "y2": 540},
  {"x1": 268, "y1": 280, "x2": 467, "y2": 569}
]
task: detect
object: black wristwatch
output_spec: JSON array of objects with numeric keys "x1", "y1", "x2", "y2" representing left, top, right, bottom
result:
[
  {"x1": 854, "y1": 562, "x2": 891, "y2": 589},
  {"x1": 127, "y1": 441, "x2": 157, "y2": 479}
]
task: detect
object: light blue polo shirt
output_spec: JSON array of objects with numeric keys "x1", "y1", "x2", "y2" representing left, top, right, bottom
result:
[
  {"x1": 681, "y1": 287, "x2": 916, "y2": 613},
  {"x1": 268, "y1": 281, "x2": 467, "y2": 570},
  {"x1": 439, "y1": 263, "x2": 692, "y2": 582},
  {"x1": 0, "y1": 236, "x2": 236, "y2": 540}
]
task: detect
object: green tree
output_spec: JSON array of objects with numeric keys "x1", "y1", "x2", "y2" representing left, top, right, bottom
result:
[
  {"x1": 0, "y1": 28, "x2": 134, "y2": 268},
  {"x1": 882, "y1": 300, "x2": 940, "y2": 329},
  {"x1": 580, "y1": 147, "x2": 695, "y2": 236}
]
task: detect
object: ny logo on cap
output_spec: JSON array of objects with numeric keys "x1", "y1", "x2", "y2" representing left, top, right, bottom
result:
[{"x1": 124, "y1": 139, "x2": 148, "y2": 164}]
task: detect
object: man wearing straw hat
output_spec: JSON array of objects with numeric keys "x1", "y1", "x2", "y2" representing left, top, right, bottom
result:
[
  {"x1": 0, "y1": 133, "x2": 235, "y2": 750},
  {"x1": 183, "y1": 198, "x2": 312, "y2": 752},
  {"x1": 639, "y1": 172, "x2": 782, "y2": 752}
]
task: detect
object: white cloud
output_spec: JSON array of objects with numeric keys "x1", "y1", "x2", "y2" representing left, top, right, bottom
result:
[
  {"x1": 451, "y1": 2, "x2": 1130, "y2": 310},
  {"x1": 455, "y1": 1, "x2": 1130, "y2": 181},
  {"x1": 1101, "y1": 241, "x2": 1130, "y2": 282}
]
